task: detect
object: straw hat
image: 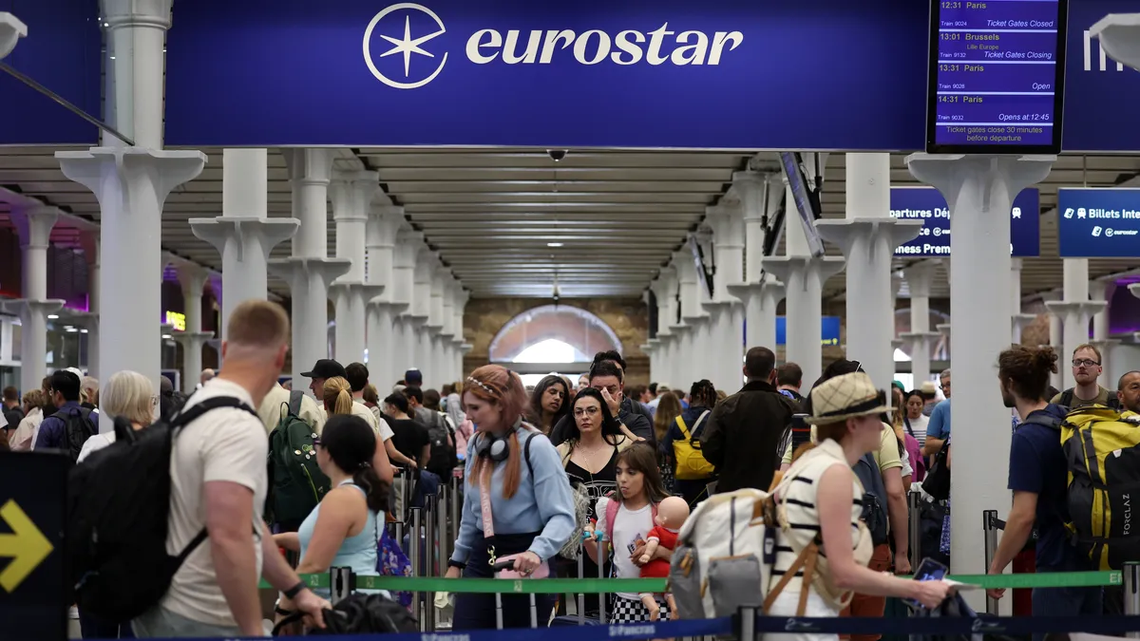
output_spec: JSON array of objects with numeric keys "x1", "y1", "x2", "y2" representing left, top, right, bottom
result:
[
  {"x1": 920, "y1": 380, "x2": 937, "y2": 396},
  {"x1": 806, "y1": 372, "x2": 892, "y2": 425}
]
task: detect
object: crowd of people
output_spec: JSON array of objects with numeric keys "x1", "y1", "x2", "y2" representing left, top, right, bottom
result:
[{"x1": 2, "y1": 298, "x2": 1138, "y2": 639}]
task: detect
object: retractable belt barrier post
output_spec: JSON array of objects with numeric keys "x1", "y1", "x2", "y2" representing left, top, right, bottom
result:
[
  {"x1": 409, "y1": 506, "x2": 423, "y2": 628},
  {"x1": 907, "y1": 492, "x2": 922, "y2": 572},
  {"x1": 983, "y1": 509, "x2": 1000, "y2": 615},
  {"x1": 438, "y1": 484, "x2": 451, "y2": 574},
  {"x1": 329, "y1": 567, "x2": 353, "y2": 605},
  {"x1": 450, "y1": 473, "x2": 461, "y2": 540},
  {"x1": 424, "y1": 492, "x2": 437, "y2": 632},
  {"x1": 1126, "y1": 561, "x2": 1140, "y2": 640}
]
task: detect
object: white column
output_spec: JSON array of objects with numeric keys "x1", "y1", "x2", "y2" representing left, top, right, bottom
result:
[
  {"x1": 410, "y1": 244, "x2": 436, "y2": 380},
  {"x1": 190, "y1": 149, "x2": 297, "y2": 344},
  {"x1": 172, "y1": 260, "x2": 214, "y2": 393},
  {"x1": 728, "y1": 171, "x2": 785, "y2": 354},
  {"x1": 907, "y1": 153, "x2": 1053, "y2": 607},
  {"x1": 269, "y1": 149, "x2": 350, "y2": 390},
  {"x1": 391, "y1": 228, "x2": 421, "y2": 377},
  {"x1": 439, "y1": 276, "x2": 457, "y2": 385},
  {"x1": 366, "y1": 205, "x2": 404, "y2": 387},
  {"x1": 653, "y1": 267, "x2": 678, "y2": 387},
  {"x1": 900, "y1": 262, "x2": 941, "y2": 387},
  {"x1": 79, "y1": 232, "x2": 101, "y2": 378},
  {"x1": 1039, "y1": 291, "x2": 1065, "y2": 390},
  {"x1": 1087, "y1": 280, "x2": 1118, "y2": 379},
  {"x1": 704, "y1": 202, "x2": 746, "y2": 391},
  {"x1": 891, "y1": 274, "x2": 904, "y2": 352},
  {"x1": 1045, "y1": 260, "x2": 1104, "y2": 389},
  {"x1": 2, "y1": 206, "x2": 64, "y2": 396},
  {"x1": 329, "y1": 171, "x2": 382, "y2": 365},
  {"x1": 817, "y1": 153, "x2": 923, "y2": 389},
  {"x1": 1010, "y1": 258, "x2": 1037, "y2": 344},
  {"x1": 763, "y1": 182, "x2": 845, "y2": 386},
  {"x1": 674, "y1": 250, "x2": 704, "y2": 385},
  {"x1": 57, "y1": 0, "x2": 206, "y2": 434},
  {"x1": 452, "y1": 286, "x2": 470, "y2": 381}
]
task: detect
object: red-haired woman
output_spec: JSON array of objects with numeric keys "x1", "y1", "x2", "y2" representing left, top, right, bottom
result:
[{"x1": 444, "y1": 365, "x2": 576, "y2": 630}]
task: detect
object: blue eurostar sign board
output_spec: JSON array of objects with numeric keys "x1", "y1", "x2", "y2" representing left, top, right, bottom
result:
[
  {"x1": 0, "y1": 0, "x2": 102, "y2": 146},
  {"x1": 1056, "y1": 188, "x2": 1140, "y2": 258},
  {"x1": 890, "y1": 187, "x2": 1040, "y2": 258},
  {"x1": 6, "y1": 0, "x2": 1140, "y2": 150},
  {"x1": 775, "y1": 316, "x2": 841, "y2": 347},
  {"x1": 165, "y1": 0, "x2": 932, "y2": 149},
  {"x1": 157, "y1": 0, "x2": 1140, "y2": 151}
]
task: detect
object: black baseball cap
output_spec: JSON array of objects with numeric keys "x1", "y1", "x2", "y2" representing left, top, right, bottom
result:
[
  {"x1": 404, "y1": 368, "x2": 423, "y2": 386},
  {"x1": 301, "y1": 359, "x2": 346, "y2": 379}
]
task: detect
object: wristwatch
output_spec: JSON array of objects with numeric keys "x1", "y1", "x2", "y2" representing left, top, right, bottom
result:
[{"x1": 283, "y1": 580, "x2": 307, "y2": 600}]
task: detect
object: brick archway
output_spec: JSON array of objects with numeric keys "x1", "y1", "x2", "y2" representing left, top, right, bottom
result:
[{"x1": 489, "y1": 305, "x2": 623, "y2": 363}]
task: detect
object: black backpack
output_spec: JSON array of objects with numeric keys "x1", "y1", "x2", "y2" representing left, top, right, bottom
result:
[
  {"x1": 1058, "y1": 388, "x2": 1121, "y2": 411},
  {"x1": 274, "y1": 593, "x2": 418, "y2": 635},
  {"x1": 852, "y1": 451, "x2": 890, "y2": 546},
  {"x1": 67, "y1": 396, "x2": 256, "y2": 623},
  {"x1": 424, "y1": 411, "x2": 458, "y2": 479},
  {"x1": 924, "y1": 439, "x2": 951, "y2": 502},
  {"x1": 54, "y1": 406, "x2": 97, "y2": 462}
]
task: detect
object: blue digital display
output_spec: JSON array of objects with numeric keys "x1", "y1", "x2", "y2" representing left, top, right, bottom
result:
[
  {"x1": 890, "y1": 187, "x2": 1040, "y2": 257},
  {"x1": 1056, "y1": 188, "x2": 1140, "y2": 258},
  {"x1": 928, "y1": 0, "x2": 1068, "y2": 153},
  {"x1": 776, "y1": 316, "x2": 841, "y2": 347}
]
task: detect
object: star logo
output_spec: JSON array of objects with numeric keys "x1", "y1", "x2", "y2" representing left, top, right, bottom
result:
[{"x1": 362, "y1": 3, "x2": 448, "y2": 90}]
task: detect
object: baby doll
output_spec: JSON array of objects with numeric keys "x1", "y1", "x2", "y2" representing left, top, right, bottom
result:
[{"x1": 637, "y1": 496, "x2": 689, "y2": 621}]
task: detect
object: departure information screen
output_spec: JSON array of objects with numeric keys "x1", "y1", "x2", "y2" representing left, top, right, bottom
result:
[{"x1": 926, "y1": 0, "x2": 1068, "y2": 154}]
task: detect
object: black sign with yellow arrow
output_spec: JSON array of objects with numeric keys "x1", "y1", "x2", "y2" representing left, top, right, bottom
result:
[{"x1": 0, "y1": 450, "x2": 69, "y2": 641}]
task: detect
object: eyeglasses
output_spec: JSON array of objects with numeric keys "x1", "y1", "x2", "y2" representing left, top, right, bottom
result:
[
  {"x1": 1073, "y1": 359, "x2": 1100, "y2": 368},
  {"x1": 573, "y1": 406, "x2": 601, "y2": 418}
]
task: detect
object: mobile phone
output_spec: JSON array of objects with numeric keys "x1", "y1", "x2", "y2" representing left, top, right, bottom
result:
[{"x1": 903, "y1": 557, "x2": 949, "y2": 609}]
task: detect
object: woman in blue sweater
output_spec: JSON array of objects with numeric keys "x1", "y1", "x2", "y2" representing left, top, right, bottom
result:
[{"x1": 445, "y1": 365, "x2": 576, "y2": 629}]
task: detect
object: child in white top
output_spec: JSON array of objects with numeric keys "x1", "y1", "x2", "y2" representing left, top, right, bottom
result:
[{"x1": 583, "y1": 443, "x2": 673, "y2": 623}]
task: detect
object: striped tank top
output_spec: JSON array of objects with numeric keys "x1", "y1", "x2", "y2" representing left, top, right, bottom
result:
[{"x1": 772, "y1": 438, "x2": 873, "y2": 608}]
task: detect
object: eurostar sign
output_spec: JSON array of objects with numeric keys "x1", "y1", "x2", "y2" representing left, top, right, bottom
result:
[{"x1": 363, "y1": 2, "x2": 744, "y2": 90}]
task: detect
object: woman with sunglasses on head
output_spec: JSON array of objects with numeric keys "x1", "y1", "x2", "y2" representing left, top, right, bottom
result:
[
  {"x1": 273, "y1": 414, "x2": 391, "y2": 629},
  {"x1": 445, "y1": 365, "x2": 576, "y2": 630}
]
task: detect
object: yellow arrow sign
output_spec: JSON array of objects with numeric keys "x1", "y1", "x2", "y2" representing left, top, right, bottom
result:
[{"x1": 0, "y1": 499, "x2": 54, "y2": 593}]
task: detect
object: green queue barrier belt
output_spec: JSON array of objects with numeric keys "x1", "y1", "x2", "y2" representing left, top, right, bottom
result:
[{"x1": 259, "y1": 570, "x2": 1121, "y2": 593}]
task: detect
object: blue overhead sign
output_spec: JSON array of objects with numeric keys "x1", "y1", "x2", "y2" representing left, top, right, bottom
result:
[
  {"x1": 164, "y1": 0, "x2": 932, "y2": 149},
  {"x1": 0, "y1": 0, "x2": 102, "y2": 146},
  {"x1": 890, "y1": 187, "x2": 1040, "y2": 257},
  {"x1": 776, "y1": 316, "x2": 841, "y2": 347},
  {"x1": 1056, "y1": 189, "x2": 1140, "y2": 258},
  {"x1": 1063, "y1": 0, "x2": 1140, "y2": 152}
]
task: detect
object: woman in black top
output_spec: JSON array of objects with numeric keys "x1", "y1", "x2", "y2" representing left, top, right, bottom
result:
[{"x1": 555, "y1": 388, "x2": 633, "y2": 586}]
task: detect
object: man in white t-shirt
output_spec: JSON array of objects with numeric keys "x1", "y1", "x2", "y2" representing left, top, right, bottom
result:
[{"x1": 133, "y1": 301, "x2": 329, "y2": 638}]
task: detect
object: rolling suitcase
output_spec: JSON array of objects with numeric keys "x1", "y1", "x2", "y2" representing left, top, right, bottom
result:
[{"x1": 549, "y1": 534, "x2": 608, "y2": 626}]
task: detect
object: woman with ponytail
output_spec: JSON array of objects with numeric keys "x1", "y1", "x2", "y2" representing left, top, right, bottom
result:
[
  {"x1": 322, "y1": 376, "x2": 355, "y2": 417},
  {"x1": 273, "y1": 414, "x2": 392, "y2": 620},
  {"x1": 445, "y1": 365, "x2": 576, "y2": 630}
]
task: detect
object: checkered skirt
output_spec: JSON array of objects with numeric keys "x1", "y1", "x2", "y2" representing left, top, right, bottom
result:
[{"x1": 610, "y1": 595, "x2": 672, "y2": 623}]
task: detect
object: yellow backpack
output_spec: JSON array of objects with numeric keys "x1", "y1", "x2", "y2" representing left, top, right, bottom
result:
[
  {"x1": 672, "y1": 411, "x2": 716, "y2": 481},
  {"x1": 1058, "y1": 406, "x2": 1140, "y2": 570}
]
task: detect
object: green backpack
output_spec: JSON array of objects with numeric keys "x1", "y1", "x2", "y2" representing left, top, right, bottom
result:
[{"x1": 267, "y1": 391, "x2": 330, "y2": 526}]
